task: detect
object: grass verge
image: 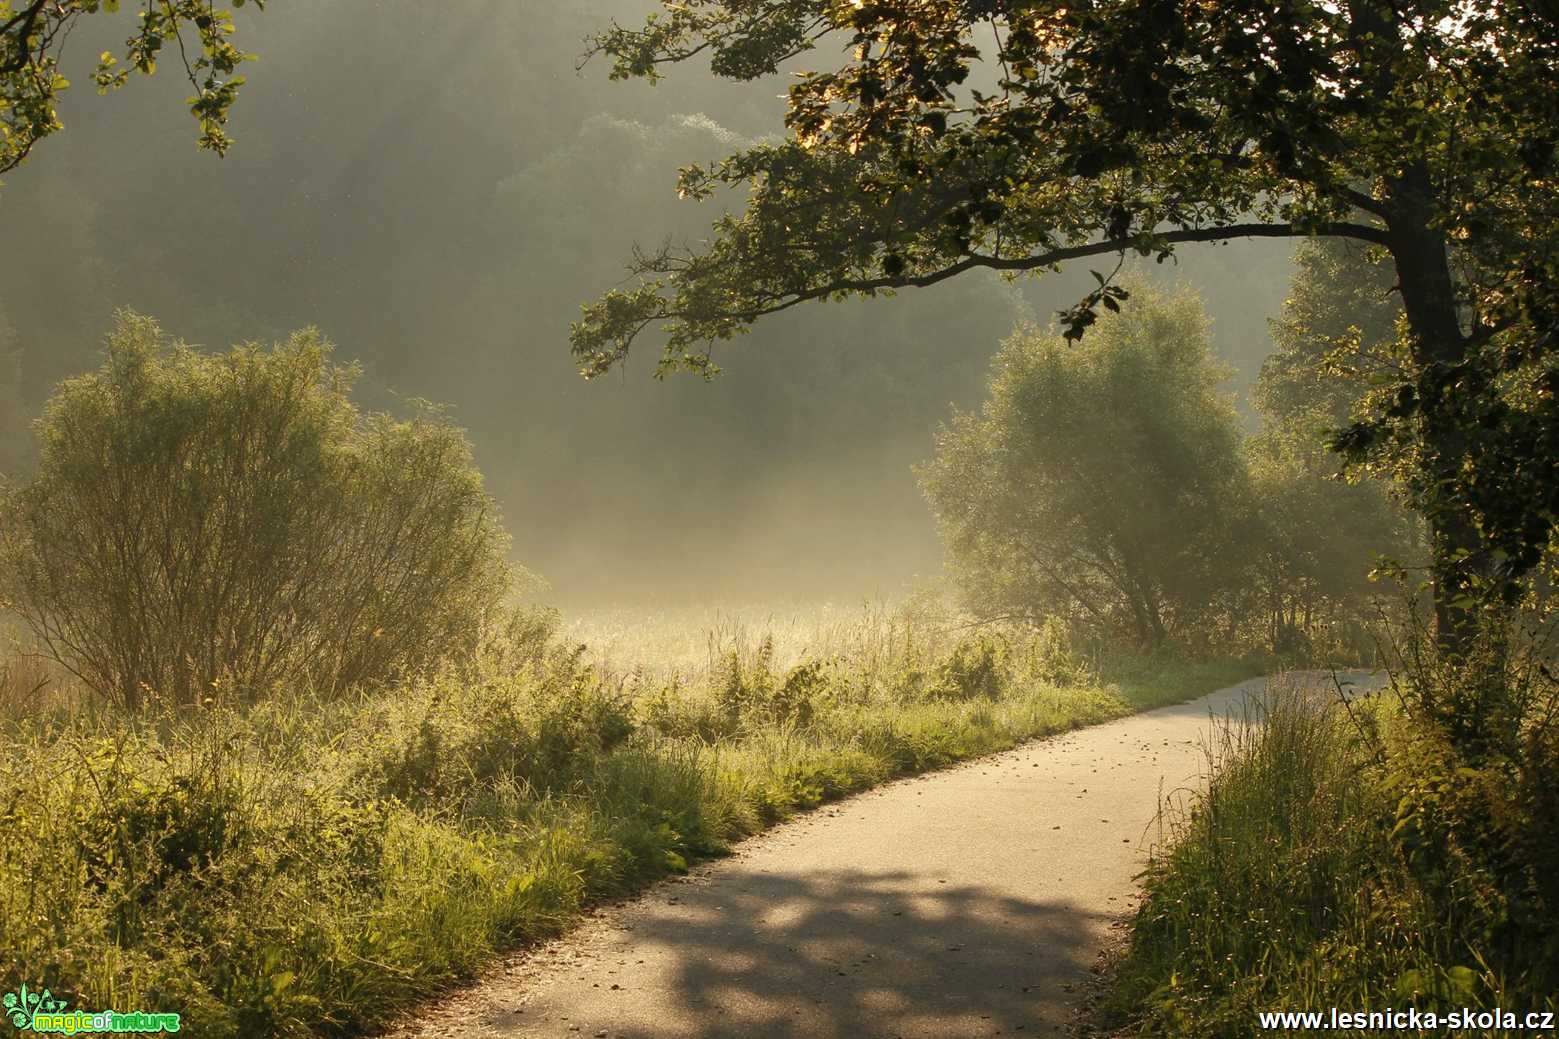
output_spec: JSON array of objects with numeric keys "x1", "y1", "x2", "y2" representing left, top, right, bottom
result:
[
  {"x1": 1103, "y1": 670, "x2": 1559, "y2": 1037},
  {"x1": 0, "y1": 612, "x2": 1253, "y2": 1038}
]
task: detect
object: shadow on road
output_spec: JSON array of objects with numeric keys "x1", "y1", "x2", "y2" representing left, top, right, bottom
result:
[{"x1": 550, "y1": 866, "x2": 1109, "y2": 1039}]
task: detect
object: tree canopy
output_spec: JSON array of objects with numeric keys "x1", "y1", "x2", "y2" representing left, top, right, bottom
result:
[
  {"x1": 0, "y1": 0, "x2": 260, "y2": 177},
  {"x1": 575, "y1": 0, "x2": 1552, "y2": 367},
  {"x1": 0, "y1": 311, "x2": 511, "y2": 707},
  {"x1": 1255, "y1": 237, "x2": 1401, "y2": 431},
  {"x1": 575, "y1": 0, "x2": 1559, "y2": 651},
  {"x1": 918, "y1": 284, "x2": 1250, "y2": 648}
]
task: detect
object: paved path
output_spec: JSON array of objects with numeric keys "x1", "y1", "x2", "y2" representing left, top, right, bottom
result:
[{"x1": 386, "y1": 672, "x2": 1376, "y2": 1039}]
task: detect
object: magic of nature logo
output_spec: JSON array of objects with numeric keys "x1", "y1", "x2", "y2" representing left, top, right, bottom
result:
[{"x1": 3, "y1": 985, "x2": 179, "y2": 1034}]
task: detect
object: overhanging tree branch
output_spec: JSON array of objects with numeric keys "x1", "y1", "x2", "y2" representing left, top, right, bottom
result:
[
  {"x1": 825, "y1": 221, "x2": 1390, "y2": 295},
  {"x1": 661, "y1": 221, "x2": 1389, "y2": 326}
]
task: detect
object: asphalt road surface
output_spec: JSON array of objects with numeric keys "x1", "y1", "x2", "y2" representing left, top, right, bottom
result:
[{"x1": 385, "y1": 671, "x2": 1377, "y2": 1039}]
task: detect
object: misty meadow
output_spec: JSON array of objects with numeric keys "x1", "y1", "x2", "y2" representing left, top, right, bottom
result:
[{"x1": 0, "y1": 2, "x2": 1555, "y2": 1037}]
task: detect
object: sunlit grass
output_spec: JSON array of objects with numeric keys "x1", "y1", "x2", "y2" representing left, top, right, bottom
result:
[
  {"x1": 0, "y1": 602, "x2": 1254, "y2": 1038},
  {"x1": 1104, "y1": 671, "x2": 1559, "y2": 1036}
]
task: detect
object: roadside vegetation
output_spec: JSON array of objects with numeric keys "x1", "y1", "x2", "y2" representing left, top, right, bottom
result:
[
  {"x1": 0, "y1": 599, "x2": 1250, "y2": 1037},
  {"x1": 1099, "y1": 241, "x2": 1559, "y2": 1036},
  {"x1": 1105, "y1": 635, "x2": 1558, "y2": 1037},
  {"x1": 0, "y1": 312, "x2": 1256, "y2": 1037}
]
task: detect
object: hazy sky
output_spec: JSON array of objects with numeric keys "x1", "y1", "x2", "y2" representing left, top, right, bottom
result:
[{"x1": 0, "y1": 1, "x2": 1296, "y2": 607}]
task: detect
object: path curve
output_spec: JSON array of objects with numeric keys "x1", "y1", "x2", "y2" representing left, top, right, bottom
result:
[{"x1": 386, "y1": 671, "x2": 1375, "y2": 1039}]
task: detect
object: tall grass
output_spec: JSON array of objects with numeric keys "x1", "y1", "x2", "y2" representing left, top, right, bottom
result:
[
  {"x1": 1106, "y1": 667, "x2": 1559, "y2": 1037},
  {"x1": 0, "y1": 605, "x2": 1249, "y2": 1038},
  {"x1": 0, "y1": 617, "x2": 81, "y2": 716}
]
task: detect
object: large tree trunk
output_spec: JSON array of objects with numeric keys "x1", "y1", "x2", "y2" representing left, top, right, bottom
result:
[{"x1": 1386, "y1": 165, "x2": 1485, "y2": 659}]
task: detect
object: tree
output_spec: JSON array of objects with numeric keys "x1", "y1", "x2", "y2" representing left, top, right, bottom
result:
[
  {"x1": 918, "y1": 284, "x2": 1249, "y2": 648},
  {"x1": 1255, "y1": 237, "x2": 1402, "y2": 431},
  {"x1": 1245, "y1": 241, "x2": 1420, "y2": 657},
  {"x1": 572, "y1": 0, "x2": 1559, "y2": 658},
  {"x1": 0, "y1": 311, "x2": 512, "y2": 708},
  {"x1": 1243, "y1": 415, "x2": 1416, "y2": 658},
  {"x1": 0, "y1": 0, "x2": 260, "y2": 178}
]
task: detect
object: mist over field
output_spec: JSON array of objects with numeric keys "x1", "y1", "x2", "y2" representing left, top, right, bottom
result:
[{"x1": 0, "y1": 0, "x2": 1293, "y2": 606}]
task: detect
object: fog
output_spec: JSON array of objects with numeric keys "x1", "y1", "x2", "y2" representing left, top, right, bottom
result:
[{"x1": 0, "y1": 0, "x2": 1294, "y2": 607}]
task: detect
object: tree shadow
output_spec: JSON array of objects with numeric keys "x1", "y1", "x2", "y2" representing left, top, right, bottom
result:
[{"x1": 552, "y1": 865, "x2": 1113, "y2": 1039}]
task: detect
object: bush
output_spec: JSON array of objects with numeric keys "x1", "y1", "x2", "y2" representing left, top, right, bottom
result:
[
  {"x1": 1021, "y1": 616, "x2": 1094, "y2": 687},
  {"x1": 0, "y1": 311, "x2": 511, "y2": 708},
  {"x1": 926, "y1": 633, "x2": 1006, "y2": 701}
]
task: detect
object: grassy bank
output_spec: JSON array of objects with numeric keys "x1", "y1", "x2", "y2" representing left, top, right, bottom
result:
[
  {"x1": 0, "y1": 607, "x2": 1250, "y2": 1038},
  {"x1": 1105, "y1": 670, "x2": 1559, "y2": 1037}
]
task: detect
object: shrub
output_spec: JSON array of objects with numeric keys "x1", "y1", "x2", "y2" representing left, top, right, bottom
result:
[
  {"x1": 1020, "y1": 616, "x2": 1095, "y2": 687},
  {"x1": 1380, "y1": 657, "x2": 1559, "y2": 1002},
  {"x1": 924, "y1": 633, "x2": 1006, "y2": 701},
  {"x1": 705, "y1": 637, "x2": 827, "y2": 733},
  {"x1": 348, "y1": 659, "x2": 634, "y2": 813},
  {"x1": 0, "y1": 311, "x2": 511, "y2": 708}
]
